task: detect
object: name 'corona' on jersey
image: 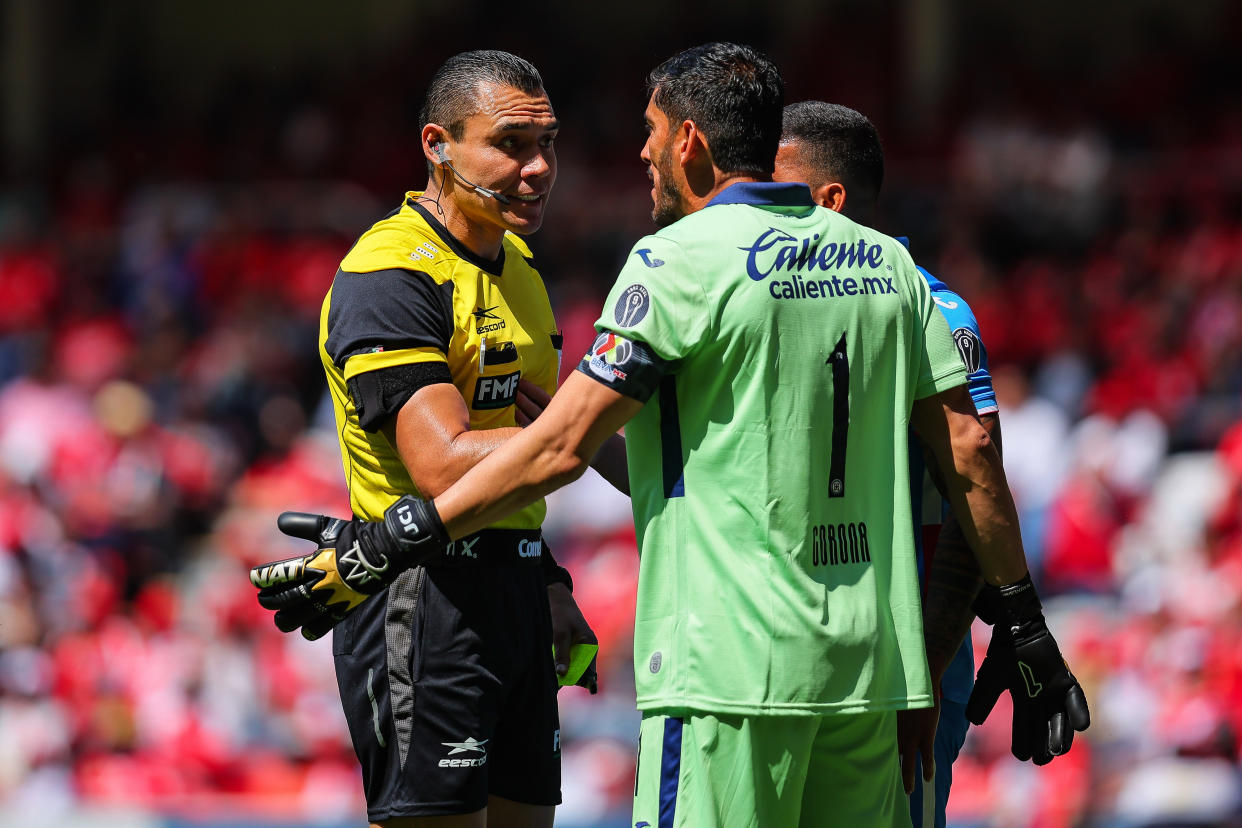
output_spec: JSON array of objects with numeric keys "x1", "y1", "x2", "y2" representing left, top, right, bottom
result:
[
  {"x1": 741, "y1": 228, "x2": 885, "y2": 281},
  {"x1": 767, "y1": 272, "x2": 898, "y2": 301}
]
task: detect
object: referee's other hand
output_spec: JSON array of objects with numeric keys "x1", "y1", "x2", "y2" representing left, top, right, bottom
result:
[
  {"x1": 548, "y1": 582, "x2": 599, "y2": 693},
  {"x1": 515, "y1": 378, "x2": 551, "y2": 426}
]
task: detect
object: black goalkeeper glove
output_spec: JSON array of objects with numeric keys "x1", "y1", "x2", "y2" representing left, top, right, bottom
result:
[
  {"x1": 249, "y1": 495, "x2": 449, "y2": 641},
  {"x1": 967, "y1": 575, "x2": 1091, "y2": 765}
]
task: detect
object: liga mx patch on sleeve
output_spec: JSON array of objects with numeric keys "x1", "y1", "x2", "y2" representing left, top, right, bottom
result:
[
  {"x1": 575, "y1": 331, "x2": 667, "y2": 403},
  {"x1": 585, "y1": 332, "x2": 632, "y2": 383}
]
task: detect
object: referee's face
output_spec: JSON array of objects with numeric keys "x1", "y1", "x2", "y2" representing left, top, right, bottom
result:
[
  {"x1": 452, "y1": 82, "x2": 559, "y2": 237},
  {"x1": 641, "y1": 97, "x2": 683, "y2": 227}
]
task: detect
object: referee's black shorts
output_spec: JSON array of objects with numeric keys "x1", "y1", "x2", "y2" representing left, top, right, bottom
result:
[{"x1": 331, "y1": 528, "x2": 561, "y2": 821}]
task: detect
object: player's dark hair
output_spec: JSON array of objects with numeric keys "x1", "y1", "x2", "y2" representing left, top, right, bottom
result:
[
  {"x1": 781, "y1": 101, "x2": 884, "y2": 216},
  {"x1": 647, "y1": 42, "x2": 784, "y2": 177},
  {"x1": 420, "y1": 50, "x2": 545, "y2": 140}
]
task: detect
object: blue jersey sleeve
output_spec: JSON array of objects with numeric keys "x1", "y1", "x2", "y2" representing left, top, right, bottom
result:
[{"x1": 918, "y1": 267, "x2": 997, "y2": 415}]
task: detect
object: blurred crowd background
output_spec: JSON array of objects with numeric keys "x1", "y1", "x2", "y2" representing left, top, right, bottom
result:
[{"x1": 3, "y1": 1, "x2": 1242, "y2": 826}]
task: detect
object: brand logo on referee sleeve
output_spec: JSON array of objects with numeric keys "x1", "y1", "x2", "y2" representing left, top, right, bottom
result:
[
  {"x1": 952, "y1": 327, "x2": 983, "y2": 373},
  {"x1": 614, "y1": 284, "x2": 650, "y2": 327},
  {"x1": 473, "y1": 370, "x2": 520, "y2": 409}
]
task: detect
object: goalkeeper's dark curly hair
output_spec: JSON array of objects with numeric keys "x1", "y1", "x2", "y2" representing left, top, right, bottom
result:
[{"x1": 647, "y1": 42, "x2": 784, "y2": 177}]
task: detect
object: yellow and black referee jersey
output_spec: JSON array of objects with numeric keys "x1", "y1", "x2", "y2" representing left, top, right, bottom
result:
[{"x1": 319, "y1": 192, "x2": 562, "y2": 526}]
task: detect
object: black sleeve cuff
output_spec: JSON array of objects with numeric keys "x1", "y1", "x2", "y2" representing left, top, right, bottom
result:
[{"x1": 348, "y1": 361, "x2": 454, "y2": 431}]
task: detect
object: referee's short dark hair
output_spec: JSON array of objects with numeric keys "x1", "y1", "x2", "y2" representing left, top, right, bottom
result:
[
  {"x1": 420, "y1": 50, "x2": 545, "y2": 139},
  {"x1": 647, "y1": 42, "x2": 784, "y2": 178},
  {"x1": 781, "y1": 102, "x2": 885, "y2": 211}
]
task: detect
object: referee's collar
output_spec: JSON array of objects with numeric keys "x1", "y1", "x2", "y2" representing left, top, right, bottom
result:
[
  {"x1": 406, "y1": 196, "x2": 506, "y2": 277},
  {"x1": 706, "y1": 181, "x2": 814, "y2": 209}
]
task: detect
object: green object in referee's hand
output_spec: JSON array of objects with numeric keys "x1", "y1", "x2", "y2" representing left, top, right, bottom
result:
[{"x1": 556, "y1": 643, "x2": 599, "y2": 689}]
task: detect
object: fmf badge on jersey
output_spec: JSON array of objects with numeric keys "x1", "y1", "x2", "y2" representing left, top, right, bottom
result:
[{"x1": 614, "y1": 284, "x2": 650, "y2": 327}]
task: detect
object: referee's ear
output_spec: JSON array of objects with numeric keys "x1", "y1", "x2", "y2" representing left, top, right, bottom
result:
[{"x1": 421, "y1": 124, "x2": 450, "y2": 168}]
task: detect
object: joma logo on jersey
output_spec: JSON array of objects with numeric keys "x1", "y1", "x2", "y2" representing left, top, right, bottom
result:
[
  {"x1": 740, "y1": 228, "x2": 885, "y2": 281},
  {"x1": 473, "y1": 371, "x2": 520, "y2": 410}
]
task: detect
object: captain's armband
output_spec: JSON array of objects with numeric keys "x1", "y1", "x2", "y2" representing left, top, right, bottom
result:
[{"x1": 575, "y1": 332, "x2": 668, "y2": 403}]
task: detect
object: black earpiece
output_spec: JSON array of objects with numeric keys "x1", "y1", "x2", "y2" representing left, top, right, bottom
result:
[{"x1": 432, "y1": 141, "x2": 511, "y2": 205}]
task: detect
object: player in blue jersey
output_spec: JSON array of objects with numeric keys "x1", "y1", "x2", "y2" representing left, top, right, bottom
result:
[{"x1": 774, "y1": 101, "x2": 1088, "y2": 827}]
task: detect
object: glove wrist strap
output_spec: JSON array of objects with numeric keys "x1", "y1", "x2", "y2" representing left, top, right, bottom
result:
[
  {"x1": 380, "y1": 495, "x2": 451, "y2": 567},
  {"x1": 996, "y1": 573, "x2": 1047, "y2": 644}
]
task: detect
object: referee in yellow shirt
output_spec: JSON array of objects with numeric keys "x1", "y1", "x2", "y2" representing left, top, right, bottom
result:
[{"x1": 262, "y1": 51, "x2": 607, "y2": 828}]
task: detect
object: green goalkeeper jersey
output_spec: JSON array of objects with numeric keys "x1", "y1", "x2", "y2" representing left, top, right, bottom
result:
[{"x1": 580, "y1": 182, "x2": 967, "y2": 715}]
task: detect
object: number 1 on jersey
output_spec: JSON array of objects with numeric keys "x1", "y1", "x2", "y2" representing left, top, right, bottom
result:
[{"x1": 828, "y1": 333, "x2": 849, "y2": 498}]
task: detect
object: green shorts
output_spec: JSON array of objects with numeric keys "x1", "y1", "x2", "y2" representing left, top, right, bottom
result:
[{"x1": 632, "y1": 710, "x2": 910, "y2": 828}]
